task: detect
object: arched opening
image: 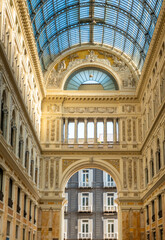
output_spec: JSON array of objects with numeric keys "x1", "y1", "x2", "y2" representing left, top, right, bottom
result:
[
  {"x1": 1, "y1": 91, "x2": 8, "y2": 139},
  {"x1": 60, "y1": 160, "x2": 122, "y2": 240},
  {"x1": 64, "y1": 67, "x2": 119, "y2": 91},
  {"x1": 63, "y1": 168, "x2": 118, "y2": 240}
]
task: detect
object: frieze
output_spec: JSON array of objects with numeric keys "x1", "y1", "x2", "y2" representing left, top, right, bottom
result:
[
  {"x1": 47, "y1": 50, "x2": 138, "y2": 89},
  {"x1": 63, "y1": 107, "x2": 117, "y2": 114}
]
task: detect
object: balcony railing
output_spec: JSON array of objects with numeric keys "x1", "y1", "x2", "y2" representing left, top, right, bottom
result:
[
  {"x1": 0, "y1": 190, "x2": 4, "y2": 201},
  {"x1": 103, "y1": 182, "x2": 116, "y2": 188},
  {"x1": 64, "y1": 205, "x2": 68, "y2": 212},
  {"x1": 103, "y1": 205, "x2": 117, "y2": 212},
  {"x1": 104, "y1": 233, "x2": 118, "y2": 239},
  {"x1": 79, "y1": 182, "x2": 93, "y2": 188},
  {"x1": 78, "y1": 205, "x2": 92, "y2": 212},
  {"x1": 78, "y1": 233, "x2": 92, "y2": 239}
]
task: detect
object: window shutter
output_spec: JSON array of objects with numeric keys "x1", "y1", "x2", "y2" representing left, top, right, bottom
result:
[
  {"x1": 89, "y1": 169, "x2": 93, "y2": 187},
  {"x1": 103, "y1": 192, "x2": 107, "y2": 211},
  {"x1": 78, "y1": 193, "x2": 81, "y2": 211},
  {"x1": 103, "y1": 219, "x2": 107, "y2": 237},
  {"x1": 89, "y1": 219, "x2": 93, "y2": 237},
  {"x1": 89, "y1": 193, "x2": 93, "y2": 212},
  {"x1": 78, "y1": 219, "x2": 81, "y2": 238},
  {"x1": 78, "y1": 170, "x2": 82, "y2": 187}
]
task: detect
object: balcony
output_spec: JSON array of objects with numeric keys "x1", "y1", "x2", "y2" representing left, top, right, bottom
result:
[
  {"x1": 8, "y1": 198, "x2": 13, "y2": 208},
  {"x1": 64, "y1": 205, "x2": 68, "y2": 212},
  {"x1": 0, "y1": 190, "x2": 4, "y2": 201},
  {"x1": 158, "y1": 210, "x2": 162, "y2": 218},
  {"x1": 103, "y1": 182, "x2": 116, "y2": 188},
  {"x1": 17, "y1": 205, "x2": 21, "y2": 214},
  {"x1": 104, "y1": 233, "x2": 118, "y2": 239},
  {"x1": 104, "y1": 206, "x2": 117, "y2": 212},
  {"x1": 78, "y1": 233, "x2": 92, "y2": 239},
  {"x1": 152, "y1": 214, "x2": 155, "y2": 222},
  {"x1": 79, "y1": 182, "x2": 93, "y2": 188},
  {"x1": 78, "y1": 205, "x2": 92, "y2": 212}
]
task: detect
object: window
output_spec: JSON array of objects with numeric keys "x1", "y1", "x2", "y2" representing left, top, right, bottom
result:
[
  {"x1": 103, "y1": 193, "x2": 117, "y2": 212},
  {"x1": 160, "y1": 229, "x2": 163, "y2": 240},
  {"x1": 17, "y1": 187, "x2": 21, "y2": 213},
  {"x1": 97, "y1": 121, "x2": 103, "y2": 142},
  {"x1": 29, "y1": 200, "x2": 32, "y2": 221},
  {"x1": 145, "y1": 167, "x2": 148, "y2": 185},
  {"x1": 34, "y1": 205, "x2": 36, "y2": 224},
  {"x1": 15, "y1": 225, "x2": 19, "y2": 239},
  {"x1": 0, "y1": 168, "x2": 4, "y2": 201},
  {"x1": 156, "y1": 139, "x2": 161, "y2": 171},
  {"x1": 152, "y1": 231, "x2": 156, "y2": 240},
  {"x1": 104, "y1": 219, "x2": 118, "y2": 239},
  {"x1": 28, "y1": 231, "x2": 31, "y2": 240},
  {"x1": 152, "y1": 200, "x2": 155, "y2": 222},
  {"x1": 87, "y1": 121, "x2": 94, "y2": 143},
  {"x1": 79, "y1": 169, "x2": 93, "y2": 188},
  {"x1": 146, "y1": 205, "x2": 149, "y2": 225},
  {"x1": 8, "y1": 178, "x2": 13, "y2": 208},
  {"x1": 7, "y1": 221, "x2": 11, "y2": 237},
  {"x1": 107, "y1": 121, "x2": 113, "y2": 142},
  {"x1": 78, "y1": 121, "x2": 84, "y2": 143},
  {"x1": 78, "y1": 219, "x2": 92, "y2": 239},
  {"x1": 158, "y1": 194, "x2": 162, "y2": 218},
  {"x1": 78, "y1": 193, "x2": 93, "y2": 212},
  {"x1": 23, "y1": 228, "x2": 25, "y2": 240},
  {"x1": 24, "y1": 194, "x2": 27, "y2": 218},
  {"x1": 68, "y1": 120, "x2": 74, "y2": 140},
  {"x1": 103, "y1": 172, "x2": 115, "y2": 187},
  {"x1": 64, "y1": 219, "x2": 67, "y2": 239}
]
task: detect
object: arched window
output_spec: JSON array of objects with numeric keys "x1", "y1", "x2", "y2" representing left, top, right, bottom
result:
[
  {"x1": 24, "y1": 138, "x2": 29, "y2": 171},
  {"x1": 145, "y1": 159, "x2": 148, "y2": 185},
  {"x1": 150, "y1": 150, "x2": 154, "y2": 179},
  {"x1": 30, "y1": 149, "x2": 34, "y2": 179},
  {"x1": 156, "y1": 139, "x2": 161, "y2": 171},
  {"x1": 1, "y1": 91, "x2": 8, "y2": 139},
  {"x1": 18, "y1": 125, "x2": 24, "y2": 160},
  {"x1": 10, "y1": 110, "x2": 17, "y2": 153}
]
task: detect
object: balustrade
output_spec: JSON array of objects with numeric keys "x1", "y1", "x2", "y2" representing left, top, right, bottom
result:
[{"x1": 62, "y1": 117, "x2": 119, "y2": 145}]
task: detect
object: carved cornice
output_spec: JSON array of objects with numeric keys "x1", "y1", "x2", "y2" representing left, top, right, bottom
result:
[
  {"x1": 44, "y1": 94, "x2": 139, "y2": 103},
  {"x1": 15, "y1": 0, "x2": 46, "y2": 97}
]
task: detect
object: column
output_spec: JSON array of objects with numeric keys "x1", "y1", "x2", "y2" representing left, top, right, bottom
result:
[
  {"x1": 113, "y1": 118, "x2": 117, "y2": 143},
  {"x1": 64, "y1": 118, "x2": 68, "y2": 144},
  {"x1": 60, "y1": 118, "x2": 64, "y2": 144},
  {"x1": 94, "y1": 118, "x2": 97, "y2": 144},
  {"x1": 104, "y1": 118, "x2": 107, "y2": 144},
  {"x1": 84, "y1": 118, "x2": 87, "y2": 144},
  {"x1": 74, "y1": 118, "x2": 78, "y2": 144},
  {"x1": 118, "y1": 118, "x2": 120, "y2": 143}
]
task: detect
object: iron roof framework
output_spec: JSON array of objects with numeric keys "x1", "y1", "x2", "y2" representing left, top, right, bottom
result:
[
  {"x1": 26, "y1": 0, "x2": 163, "y2": 72},
  {"x1": 64, "y1": 67, "x2": 119, "y2": 90}
]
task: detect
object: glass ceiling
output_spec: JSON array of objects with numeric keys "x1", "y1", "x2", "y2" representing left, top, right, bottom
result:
[
  {"x1": 64, "y1": 67, "x2": 118, "y2": 90},
  {"x1": 26, "y1": 0, "x2": 163, "y2": 72}
]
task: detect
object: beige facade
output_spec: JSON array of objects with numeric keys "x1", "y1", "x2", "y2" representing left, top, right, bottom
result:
[{"x1": 0, "y1": 0, "x2": 165, "y2": 240}]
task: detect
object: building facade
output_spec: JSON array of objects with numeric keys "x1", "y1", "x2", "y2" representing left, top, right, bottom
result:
[
  {"x1": 0, "y1": 0, "x2": 165, "y2": 240},
  {"x1": 64, "y1": 169, "x2": 118, "y2": 240}
]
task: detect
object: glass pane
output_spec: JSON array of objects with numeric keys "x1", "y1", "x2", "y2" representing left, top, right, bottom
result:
[{"x1": 107, "y1": 121, "x2": 113, "y2": 141}]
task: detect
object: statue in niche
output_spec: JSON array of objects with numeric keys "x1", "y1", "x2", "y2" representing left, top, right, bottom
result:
[{"x1": 57, "y1": 60, "x2": 66, "y2": 73}]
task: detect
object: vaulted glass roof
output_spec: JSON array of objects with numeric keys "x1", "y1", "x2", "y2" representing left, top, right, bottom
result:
[
  {"x1": 64, "y1": 67, "x2": 118, "y2": 90},
  {"x1": 26, "y1": 0, "x2": 163, "y2": 72}
]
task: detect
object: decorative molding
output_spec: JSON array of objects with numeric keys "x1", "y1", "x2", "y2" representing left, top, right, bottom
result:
[
  {"x1": 62, "y1": 159, "x2": 80, "y2": 172},
  {"x1": 103, "y1": 159, "x2": 120, "y2": 172}
]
